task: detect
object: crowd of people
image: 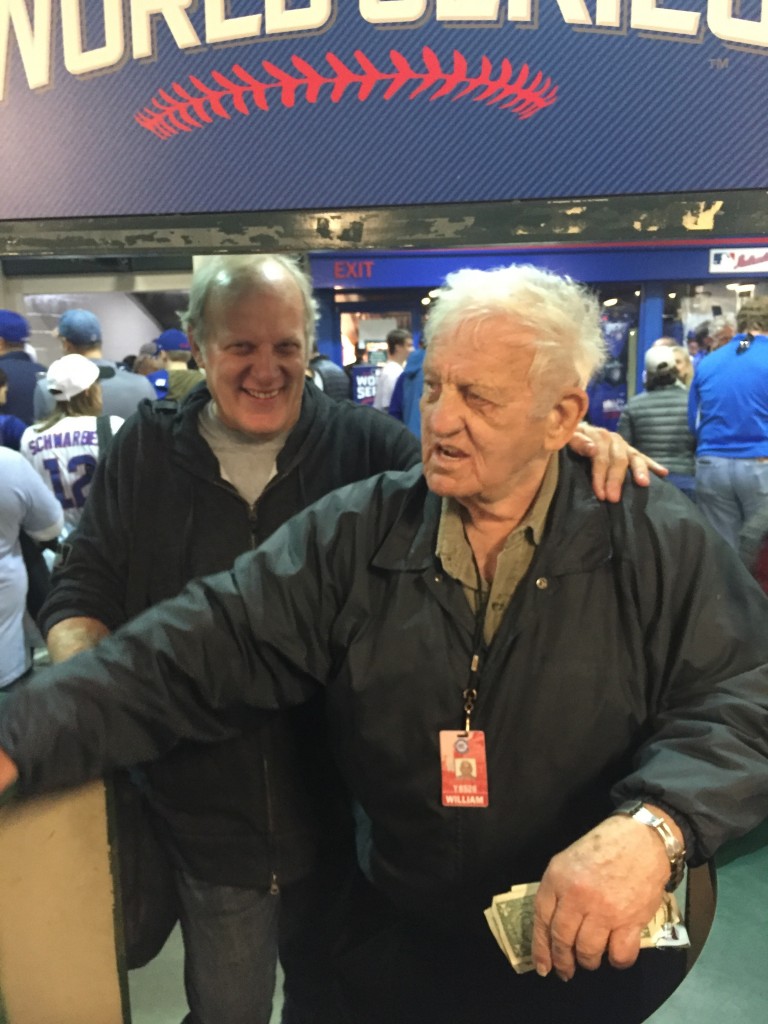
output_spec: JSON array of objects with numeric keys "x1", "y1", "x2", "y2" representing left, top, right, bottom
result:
[
  {"x1": 0, "y1": 308, "x2": 203, "y2": 691},
  {"x1": 613, "y1": 309, "x2": 768, "y2": 580},
  {"x1": 0, "y1": 264, "x2": 767, "y2": 1024}
]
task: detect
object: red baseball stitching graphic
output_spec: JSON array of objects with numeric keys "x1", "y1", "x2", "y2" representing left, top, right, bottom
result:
[{"x1": 135, "y1": 47, "x2": 558, "y2": 139}]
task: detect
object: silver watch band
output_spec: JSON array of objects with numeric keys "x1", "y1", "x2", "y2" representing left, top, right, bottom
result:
[{"x1": 613, "y1": 801, "x2": 686, "y2": 891}]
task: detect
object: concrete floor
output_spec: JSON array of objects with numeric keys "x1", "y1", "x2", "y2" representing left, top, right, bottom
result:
[{"x1": 128, "y1": 927, "x2": 284, "y2": 1024}]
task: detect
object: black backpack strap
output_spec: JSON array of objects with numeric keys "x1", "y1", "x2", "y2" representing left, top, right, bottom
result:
[{"x1": 96, "y1": 414, "x2": 115, "y2": 461}]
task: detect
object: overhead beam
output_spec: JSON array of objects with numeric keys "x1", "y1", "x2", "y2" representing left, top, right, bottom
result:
[{"x1": 0, "y1": 190, "x2": 766, "y2": 259}]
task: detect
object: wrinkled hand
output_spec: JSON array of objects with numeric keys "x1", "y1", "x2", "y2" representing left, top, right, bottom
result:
[
  {"x1": 532, "y1": 815, "x2": 671, "y2": 981},
  {"x1": 0, "y1": 748, "x2": 19, "y2": 795},
  {"x1": 569, "y1": 424, "x2": 668, "y2": 503}
]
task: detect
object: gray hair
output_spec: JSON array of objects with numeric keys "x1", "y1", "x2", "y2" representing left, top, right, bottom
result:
[
  {"x1": 182, "y1": 254, "x2": 318, "y2": 353},
  {"x1": 424, "y1": 264, "x2": 606, "y2": 411}
]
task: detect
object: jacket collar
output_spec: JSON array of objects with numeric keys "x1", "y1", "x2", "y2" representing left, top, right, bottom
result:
[
  {"x1": 371, "y1": 472, "x2": 441, "y2": 572},
  {"x1": 371, "y1": 452, "x2": 613, "y2": 577}
]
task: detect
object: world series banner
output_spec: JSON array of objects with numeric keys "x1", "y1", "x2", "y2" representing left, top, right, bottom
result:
[{"x1": 1, "y1": 0, "x2": 767, "y2": 220}]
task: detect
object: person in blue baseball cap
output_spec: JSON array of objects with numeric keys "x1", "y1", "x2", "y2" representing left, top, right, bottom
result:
[
  {"x1": 155, "y1": 327, "x2": 205, "y2": 400},
  {"x1": 58, "y1": 308, "x2": 103, "y2": 348},
  {"x1": 33, "y1": 308, "x2": 156, "y2": 421},
  {"x1": 0, "y1": 309, "x2": 46, "y2": 424}
]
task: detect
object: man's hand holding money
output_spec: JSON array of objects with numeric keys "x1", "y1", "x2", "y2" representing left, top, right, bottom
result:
[{"x1": 531, "y1": 808, "x2": 684, "y2": 982}]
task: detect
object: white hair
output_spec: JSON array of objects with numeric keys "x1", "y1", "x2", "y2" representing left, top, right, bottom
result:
[{"x1": 424, "y1": 265, "x2": 606, "y2": 409}]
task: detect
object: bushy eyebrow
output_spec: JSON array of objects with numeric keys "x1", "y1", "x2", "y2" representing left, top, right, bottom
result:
[
  {"x1": 425, "y1": 371, "x2": 506, "y2": 399},
  {"x1": 462, "y1": 381, "x2": 505, "y2": 398}
]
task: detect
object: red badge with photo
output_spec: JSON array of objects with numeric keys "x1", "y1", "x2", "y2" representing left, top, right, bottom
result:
[{"x1": 439, "y1": 731, "x2": 489, "y2": 808}]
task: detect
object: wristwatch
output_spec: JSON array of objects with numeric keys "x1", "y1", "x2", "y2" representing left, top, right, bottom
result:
[{"x1": 613, "y1": 800, "x2": 686, "y2": 891}]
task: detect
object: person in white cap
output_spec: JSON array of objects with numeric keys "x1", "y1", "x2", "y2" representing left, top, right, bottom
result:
[
  {"x1": 617, "y1": 345, "x2": 696, "y2": 501},
  {"x1": 20, "y1": 354, "x2": 124, "y2": 535},
  {"x1": 33, "y1": 308, "x2": 156, "y2": 421}
]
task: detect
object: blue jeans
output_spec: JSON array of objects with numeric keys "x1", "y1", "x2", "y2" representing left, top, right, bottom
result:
[
  {"x1": 176, "y1": 870, "x2": 279, "y2": 1024},
  {"x1": 695, "y1": 456, "x2": 768, "y2": 549}
]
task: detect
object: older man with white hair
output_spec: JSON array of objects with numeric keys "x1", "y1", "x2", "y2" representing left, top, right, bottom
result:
[{"x1": 2, "y1": 265, "x2": 766, "y2": 1024}]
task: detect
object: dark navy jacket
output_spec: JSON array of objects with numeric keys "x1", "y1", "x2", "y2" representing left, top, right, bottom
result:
[
  {"x1": 0, "y1": 350, "x2": 46, "y2": 424},
  {"x1": 7, "y1": 453, "x2": 768, "y2": 919}
]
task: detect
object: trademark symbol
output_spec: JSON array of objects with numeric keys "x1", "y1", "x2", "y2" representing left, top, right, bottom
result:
[{"x1": 709, "y1": 57, "x2": 729, "y2": 70}]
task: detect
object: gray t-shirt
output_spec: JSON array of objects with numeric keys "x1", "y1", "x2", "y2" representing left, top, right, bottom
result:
[{"x1": 197, "y1": 402, "x2": 287, "y2": 507}]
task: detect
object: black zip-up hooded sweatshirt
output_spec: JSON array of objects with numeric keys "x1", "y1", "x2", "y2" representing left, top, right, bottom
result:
[{"x1": 39, "y1": 381, "x2": 420, "y2": 887}]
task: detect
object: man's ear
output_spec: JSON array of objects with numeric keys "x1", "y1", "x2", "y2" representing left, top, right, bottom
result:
[{"x1": 544, "y1": 388, "x2": 590, "y2": 451}]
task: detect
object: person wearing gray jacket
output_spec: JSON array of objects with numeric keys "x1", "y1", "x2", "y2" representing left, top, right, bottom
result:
[
  {"x1": 33, "y1": 309, "x2": 155, "y2": 421},
  {"x1": 618, "y1": 345, "x2": 696, "y2": 499}
]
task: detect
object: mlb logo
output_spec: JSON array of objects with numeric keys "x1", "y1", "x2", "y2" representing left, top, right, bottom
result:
[{"x1": 709, "y1": 249, "x2": 738, "y2": 273}]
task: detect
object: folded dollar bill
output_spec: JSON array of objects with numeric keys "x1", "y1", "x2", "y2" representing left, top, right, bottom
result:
[{"x1": 484, "y1": 882, "x2": 689, "y2": 974}]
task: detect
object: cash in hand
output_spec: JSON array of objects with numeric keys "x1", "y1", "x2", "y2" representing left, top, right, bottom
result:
[{"x1": 484, "y1": 881, "x2": 690, "y2": 975}]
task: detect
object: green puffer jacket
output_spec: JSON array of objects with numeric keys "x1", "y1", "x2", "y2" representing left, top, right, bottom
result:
[{"x1": 617, "y1": 381, "x2": 695, "y2": 476}]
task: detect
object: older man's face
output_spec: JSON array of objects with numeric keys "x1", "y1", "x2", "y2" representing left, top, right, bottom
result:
[
  {"x1": 191, "y1": 277, "x2": 307, "y2": 439},
  {"x1": 420, "y1": 317, "x2": 560, "y2": 510}
]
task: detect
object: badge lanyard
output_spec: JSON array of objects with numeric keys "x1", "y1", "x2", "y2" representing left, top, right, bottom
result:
[
  {"x1": 439, "y1": 583, "x2": 490, "y2": 808},
  {"x1": 462, "y1": 585, "x2": 489, "y2": 732}
]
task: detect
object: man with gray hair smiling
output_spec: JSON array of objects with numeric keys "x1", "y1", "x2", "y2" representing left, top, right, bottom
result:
[{"x1": 1, "y1": 263, "x2": 752, "y2": 1024}]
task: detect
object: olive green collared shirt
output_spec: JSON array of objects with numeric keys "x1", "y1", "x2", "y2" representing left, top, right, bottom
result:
[{"x1": 435, "y1": 456, "x2": 559, "y2": 645}]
